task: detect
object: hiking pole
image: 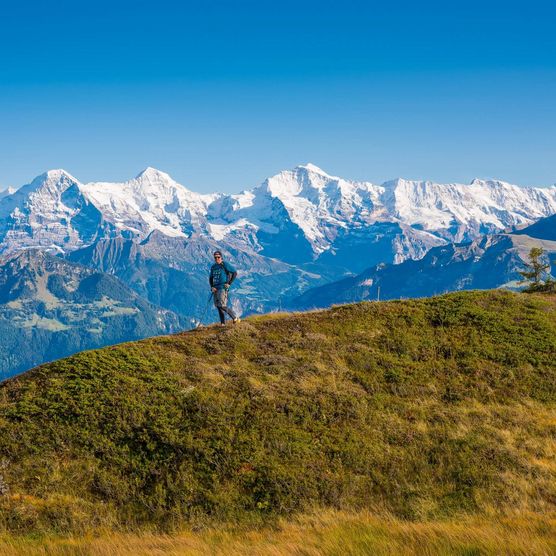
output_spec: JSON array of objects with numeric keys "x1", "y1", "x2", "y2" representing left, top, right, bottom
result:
[{"x1": 195, "y1": 292, "x2": 213, "y2": 329}]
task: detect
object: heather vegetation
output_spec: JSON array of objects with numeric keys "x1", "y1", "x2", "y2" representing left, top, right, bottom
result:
[{"x1": 0, "y1": 291, "x2": 554, "y2": 547}]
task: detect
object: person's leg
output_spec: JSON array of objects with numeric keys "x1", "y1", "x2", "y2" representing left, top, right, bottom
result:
[
  {"x1": 219, "y1": 288, "x2": 236, "y2": 320},
  {"x1": 223, "y1": 305, "x2": 236, "y2": 320},
  {"x1": 217, "y1": 307, "x2": 226, "y2": 324},
  {"x1": 214, "y1": 290, "x2": 226, "y2": 324}
]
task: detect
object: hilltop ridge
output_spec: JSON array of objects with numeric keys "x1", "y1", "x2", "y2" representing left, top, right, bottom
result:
[{"x1": 0, "y1": 290, "x2": 554, "y2": 534}]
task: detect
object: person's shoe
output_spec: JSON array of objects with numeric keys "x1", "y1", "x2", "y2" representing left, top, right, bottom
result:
[
  {"x1": 233, "y1": 317, "x2": 241, "y2": 324},
  {"x1": 220, "y1": 323, "x2": 226, "y2": 327}
]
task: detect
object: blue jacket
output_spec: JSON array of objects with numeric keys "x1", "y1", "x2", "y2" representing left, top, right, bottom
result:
[{"x1": 209, "y1": 261, "x2": 237, "y2": 290}]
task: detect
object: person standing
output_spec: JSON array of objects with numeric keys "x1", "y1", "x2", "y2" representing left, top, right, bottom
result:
[{"x1": 209, "y1": 250, "x2": 240, "y2": 326}]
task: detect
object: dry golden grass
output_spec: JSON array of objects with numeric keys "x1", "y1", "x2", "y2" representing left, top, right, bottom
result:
[{"x1": 1, "y1": 510, "x2": 555, "y2": 556}]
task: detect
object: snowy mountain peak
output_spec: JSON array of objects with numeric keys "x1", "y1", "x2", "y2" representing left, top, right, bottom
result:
[
  {"x1": 263, "y1": 164, "x2": 338, "y2": 198},
  {"x1": 379, "y1": 178, "x2": 426, "y2": 191},
  {"x1": 38, "y1": 169, "x2": 80, "y2": 185},
  {"x1": 0, "y1": 169, "x2": 98, "y2": 256},
  {"x1": 134, "y1": 167, "x2": 174, "y2": 182},
  {"x1": 21, "y1": 169, "x2": 82, "y2": 197},
  {"x1": 46, "y1": 168, "x2": 75, "y2": 179},
  {"x1": 295, "y1": 163, "x2": 332, "y2": 176},
  {"x1": 81, "y1": 168, "x2": 215, "y2": 241},
  {"x1": 469, "y1": 177, "x2": 511, "y2": 188}
]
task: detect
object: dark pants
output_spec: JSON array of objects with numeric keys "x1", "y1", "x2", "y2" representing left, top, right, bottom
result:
[{"x1": 214, "y1": 288, "x2": 236, "y2": 324}]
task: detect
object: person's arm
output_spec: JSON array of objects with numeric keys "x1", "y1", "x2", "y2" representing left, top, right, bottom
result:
[
  {"x1": 224, "y1": 262, "x2": 237, "y2": 287},
  {"x1": 209, "y1": 267, "x2": 215, "y2": 289}
]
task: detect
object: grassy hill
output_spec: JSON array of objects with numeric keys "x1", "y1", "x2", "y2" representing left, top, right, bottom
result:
[{"x1": 0, "y1": 290, "x2": 554, "y2": 540}]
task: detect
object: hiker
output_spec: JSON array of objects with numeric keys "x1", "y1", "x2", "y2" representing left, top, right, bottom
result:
[{"x1": 209, "y1": 250, "x2": 240, "y2": 326}]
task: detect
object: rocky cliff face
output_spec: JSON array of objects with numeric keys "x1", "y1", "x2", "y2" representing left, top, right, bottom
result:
[{"x1": 0, "y1": 170, "x2": 113, "y2": 254}]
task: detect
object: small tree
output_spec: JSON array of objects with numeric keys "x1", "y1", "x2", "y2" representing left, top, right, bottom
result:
[{"x1": 519, "y1": 247, "x2": 555, "y2": 293}]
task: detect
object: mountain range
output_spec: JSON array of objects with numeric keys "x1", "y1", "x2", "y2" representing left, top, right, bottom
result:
[
  {"x1": 1, "y1": 163, "x2": 555, "y2": 378},
  {"x1": 2, "y1": 164, "x2": 556, "y2": 268}
]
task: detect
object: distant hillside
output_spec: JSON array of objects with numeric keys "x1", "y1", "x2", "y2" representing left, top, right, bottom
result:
[
  {"x1": 0, "y1": 290, "x2": 554, "y2": 534},
  {"x1": 293, "y1": 212, "x2": 556, "y2": 309},
  {"x1": 0, "y1": 250, "x2": 183, "y2": 379},
  {"x1": 515, "y1": 213, "x2": 556, "y2": 241},
  {"x1": 292, "y1": 234, "x2": 556, "y2": 308},
  {"x1": 68, "y1": 230, "x2": 321, "y2": 321},
  {"x1": 2, "y1": 167, "x2": 556, "y2": 381}
]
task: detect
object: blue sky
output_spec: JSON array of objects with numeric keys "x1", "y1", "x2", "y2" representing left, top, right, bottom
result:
[{"x1": 0, "y1": 0, "x2": 555, "y2": 192}]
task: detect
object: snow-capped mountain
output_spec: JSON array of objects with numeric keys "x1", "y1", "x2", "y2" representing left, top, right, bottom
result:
[
  {"x1": 2, "y1": 164, "x2": 556, "y2": 270},
  {"x1": 214, "y1": 165, "x2": 556, "y2": 265},
  {"x1": 0, "y1": 170, "x2": 110, "y2": 254},
  {"x1": 81, "y1": 167, "x2": 219, "y2": 239}
]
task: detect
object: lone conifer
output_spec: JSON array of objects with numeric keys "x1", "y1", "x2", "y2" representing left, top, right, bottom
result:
[{"x1": 519, "y1": 247, "x2": 555, "y2": 293}]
